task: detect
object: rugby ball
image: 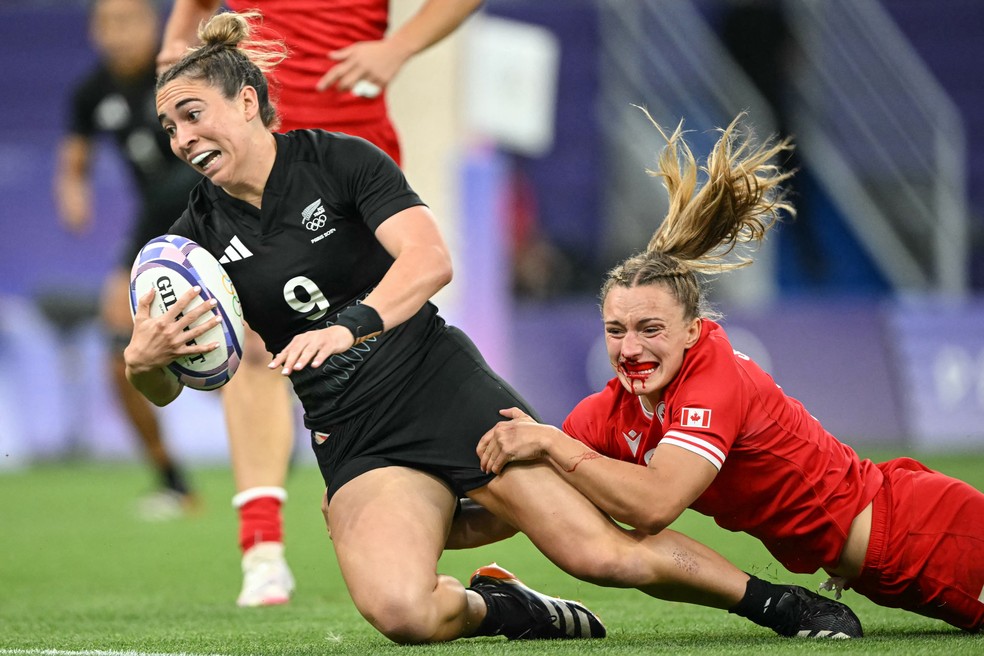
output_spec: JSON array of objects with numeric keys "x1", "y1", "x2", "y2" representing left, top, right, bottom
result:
[{"x1": 129, "y1": 234, "x2": 244, "y2": 390}]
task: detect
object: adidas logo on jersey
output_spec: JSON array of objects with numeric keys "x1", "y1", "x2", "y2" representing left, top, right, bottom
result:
[{"x1": 219, "y1": 235, "x2": 253, "y2": 264}]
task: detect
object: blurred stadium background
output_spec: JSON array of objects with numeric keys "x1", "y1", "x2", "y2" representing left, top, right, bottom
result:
[{"x1": 1, "y1": 0, "x2": 983, "y2": 470}]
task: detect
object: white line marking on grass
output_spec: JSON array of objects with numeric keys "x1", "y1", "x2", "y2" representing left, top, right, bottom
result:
[{"x1": 0, "y1": 650, "x2": 230, "y2": 656}]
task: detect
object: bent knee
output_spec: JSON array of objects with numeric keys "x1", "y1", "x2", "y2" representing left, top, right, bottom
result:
[{"x1": 357, "y1": 591, "x2": 443, "y2": 644}]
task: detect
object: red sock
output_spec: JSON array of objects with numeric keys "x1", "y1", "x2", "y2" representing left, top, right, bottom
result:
[{"x1": 234, "y1": 487, "x2": 286, "y2": 553}]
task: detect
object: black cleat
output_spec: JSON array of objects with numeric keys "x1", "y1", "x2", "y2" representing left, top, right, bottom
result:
[
  {"x1": 772, "y1": 586, "x2": 863, "y2": 639},
  {"x1": 469, "y1": 563, "x2": 607, "y2": 640}
]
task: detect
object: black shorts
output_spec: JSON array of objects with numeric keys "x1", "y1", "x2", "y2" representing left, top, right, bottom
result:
[{"x1": 312, "y1": 325, "x2": 540, "y2": 502}]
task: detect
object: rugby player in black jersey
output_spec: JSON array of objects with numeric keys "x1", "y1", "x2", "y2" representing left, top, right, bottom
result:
[{"x1": 125, "y1": 9, "x2": 862, "y2": 645}]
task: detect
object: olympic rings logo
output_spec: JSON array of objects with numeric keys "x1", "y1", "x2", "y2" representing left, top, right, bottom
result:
[{"x1": 304, "y1": 215, "x2": 327, "y2": 231}]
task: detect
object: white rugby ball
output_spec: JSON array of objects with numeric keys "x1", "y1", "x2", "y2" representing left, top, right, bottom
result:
[{"x1": 129, "y1": 234, "x2": 244, "y2": 390}]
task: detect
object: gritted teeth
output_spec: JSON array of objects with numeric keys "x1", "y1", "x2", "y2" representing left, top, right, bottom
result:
[
  {"x1": 191, "y1": 150, "x2": 220, "y2": 169},
  {"x1": 622, "y1": 361, "x2": 657, "y2": 376}
]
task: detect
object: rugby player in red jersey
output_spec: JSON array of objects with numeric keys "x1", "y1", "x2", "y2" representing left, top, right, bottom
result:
[{"x1": 478, "y1": 111, "x2": 984, "y2": 633}]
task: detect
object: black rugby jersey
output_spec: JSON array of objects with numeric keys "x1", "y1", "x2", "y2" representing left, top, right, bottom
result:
[{"x1": 170, "y1": 129, "x2": 441, "y2": 425}]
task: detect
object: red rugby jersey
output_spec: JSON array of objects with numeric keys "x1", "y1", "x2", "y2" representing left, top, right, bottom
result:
[
  {"x1": 228, "y1": 0, "x2": 390, "y2": 128},
  {"x1": 564, "y1": 319, "x2": 883, "y2": 574}
]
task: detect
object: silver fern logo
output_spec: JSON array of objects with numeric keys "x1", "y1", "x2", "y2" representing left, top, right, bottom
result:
[{"x1": 301, "y1": 198, "x2": 327, "y2": 231}]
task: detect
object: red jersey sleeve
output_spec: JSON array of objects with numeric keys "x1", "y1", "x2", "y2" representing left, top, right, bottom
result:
[{"x1": 563, "y1": 386, "x2": 615, "y2": 453}]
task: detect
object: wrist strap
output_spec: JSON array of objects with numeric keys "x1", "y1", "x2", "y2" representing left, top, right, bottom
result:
[{"x1": 334, "y1": 303, "x2": 384, "y2": 344}]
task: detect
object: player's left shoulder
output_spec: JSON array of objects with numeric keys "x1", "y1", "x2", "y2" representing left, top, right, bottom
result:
[
  {"x1": 281, "y1": 128, "x2": 354, "y2": 152},
  {"x1": 684, "y1": 321, "x2": 738, "y2": 370},
  {"x1": 277, "y1": 129, "x2": 367, "y2": 174}
]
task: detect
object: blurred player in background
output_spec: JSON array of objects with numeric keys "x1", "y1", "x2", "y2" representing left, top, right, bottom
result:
[
  {"x1": 53, "y1": 0, "x2": 201, "y2": 520},
  {"x1": 157, "y1": 0, "x2": 483, "y2": 607},
  {"x1": 478, "y1": 112, "x2": 984, "y2": 633}
]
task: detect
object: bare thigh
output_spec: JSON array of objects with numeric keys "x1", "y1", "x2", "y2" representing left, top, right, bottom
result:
[
  {"x1": 221, "y1": 325, "x2": 294, "y2": 491},
  {"x1": 468, "y1": 461, "x2": 746, "y2": 608},
  {"x1": 327, "y1": 466, "x2": 481, "y2": 643}
]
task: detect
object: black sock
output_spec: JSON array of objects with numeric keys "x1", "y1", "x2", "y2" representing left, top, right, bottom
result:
[
  {"x1": 160, "y1": 463, "x2": 190, "y2": 496},
  {"x1": 470, "y1": 585, "x2": 534, "y2": 638},
  {"x1": 729, "y1": 574, "x2": 787, "y2": 629},
  {"x1": 471, "y1": 585, "x2": 505, "y2": 637}
]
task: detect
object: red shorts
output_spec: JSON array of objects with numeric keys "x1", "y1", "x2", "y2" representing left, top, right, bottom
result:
[{"x1": 849, "y1": 457, "x2": 984, "y2": 631}]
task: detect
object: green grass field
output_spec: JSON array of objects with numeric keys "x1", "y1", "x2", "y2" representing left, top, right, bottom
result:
[{"x1": 1, "y1": 449, "x2": 982, "y2": 655}]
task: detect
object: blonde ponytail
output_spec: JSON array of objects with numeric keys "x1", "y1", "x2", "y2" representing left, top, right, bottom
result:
[{"x1": 601, "y1": 110, "x2": 796, "y2": 321}]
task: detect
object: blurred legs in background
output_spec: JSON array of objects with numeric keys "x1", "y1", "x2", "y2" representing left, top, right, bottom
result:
[
  {"x1": 223, "y1": 326, "x2": 297, "y2": 607},
  {"x1": 103, "y1": 269, "x2": 199, "y2": 520}
]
